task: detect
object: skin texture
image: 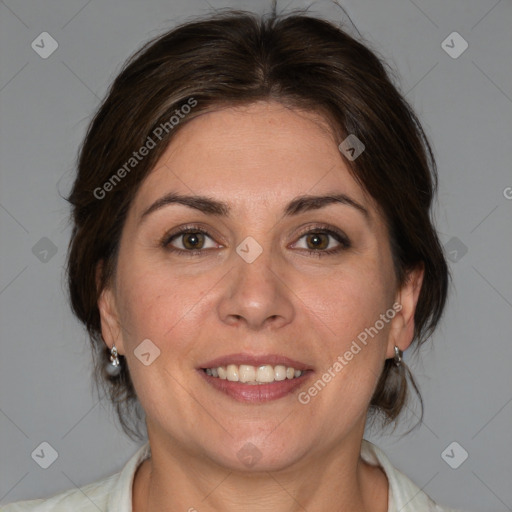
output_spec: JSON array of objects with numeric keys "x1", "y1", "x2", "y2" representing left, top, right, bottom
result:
[{"x1": 98, "y1": 101, "x2": 424, "y2": 512}]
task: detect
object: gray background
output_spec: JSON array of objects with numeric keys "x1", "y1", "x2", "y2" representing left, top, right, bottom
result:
[{"x1": 1, "y1": 0, "x2": 511, "y2": 510}]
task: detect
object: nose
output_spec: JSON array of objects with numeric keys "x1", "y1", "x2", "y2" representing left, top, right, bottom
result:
[{"x1": 217, "y1": 246, "x2": 295, "y2": 331}]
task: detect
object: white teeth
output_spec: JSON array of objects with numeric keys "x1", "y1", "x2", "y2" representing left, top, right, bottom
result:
[
  {"x1": 204, "y1": 364, "x2": 304, "y2": 384},
  {"x1": 239, "y1": 364, "x2": 256, "y2": 383},
  {"x1": 274, "y1": 365, "x2": 287, "y2": 381},
  {"x1": 226, "y1": 364, "x2": 239, "y2": 382},
  {"x1": 256, "y1": 365, "x2": 274, "y2": 383}
]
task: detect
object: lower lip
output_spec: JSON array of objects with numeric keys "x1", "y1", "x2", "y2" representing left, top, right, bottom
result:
[{"x1": 198, "y1": 370, "x2": 312, "y2": 403}]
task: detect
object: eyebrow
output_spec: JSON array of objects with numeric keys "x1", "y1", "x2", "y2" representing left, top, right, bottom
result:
[{"x1": 139, "y1": 192, "x2": 370, "y2": 224}]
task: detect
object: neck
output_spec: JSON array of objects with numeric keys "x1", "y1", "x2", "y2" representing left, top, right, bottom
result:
[{"x1": 132, "y1": 424, "x2": 388, "y2": 512}]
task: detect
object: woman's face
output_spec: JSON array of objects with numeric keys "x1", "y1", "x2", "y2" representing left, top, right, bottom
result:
[{"x1": 99, "y1": 101, "x2": 421, "y2": 471}]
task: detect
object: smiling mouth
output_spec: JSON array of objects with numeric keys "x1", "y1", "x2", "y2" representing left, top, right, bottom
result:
[{"x1": 202, "y1": 364, "x2": 305, "y2": 385}]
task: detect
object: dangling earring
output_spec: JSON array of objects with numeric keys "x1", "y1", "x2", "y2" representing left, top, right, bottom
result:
[
  {"x1": 110, "y1": 344, "x2": 120, "y2": 367},
  {"x1": 393, "y1": 346, "x2": 403, "y2": 367}
]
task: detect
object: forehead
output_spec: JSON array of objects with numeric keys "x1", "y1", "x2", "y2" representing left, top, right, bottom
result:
[{"x1": 131, "y1": 101, "x2": 376, "y2": 218}]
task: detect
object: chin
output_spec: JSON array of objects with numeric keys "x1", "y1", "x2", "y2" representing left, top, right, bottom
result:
[{"x1": 198, "y1": 431, "x2": 308, "y2": 473}]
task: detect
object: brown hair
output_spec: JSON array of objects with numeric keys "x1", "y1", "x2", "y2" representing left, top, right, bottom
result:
[{"x1": 65, "y1": 8, "x2": 449, "y2": 440}]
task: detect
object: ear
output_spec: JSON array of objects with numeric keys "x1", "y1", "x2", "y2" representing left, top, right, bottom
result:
[
  {"x1": 96, "y1": 260, "x2": 124, "y2": 354},
  {"x1": 386, "y1": 263, "x2": 425, "y2": 359}
]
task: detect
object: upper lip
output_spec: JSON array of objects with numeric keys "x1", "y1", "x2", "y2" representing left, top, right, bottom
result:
[{"x1": 199, "y1": 353, "x2": 312, "y2": 371}]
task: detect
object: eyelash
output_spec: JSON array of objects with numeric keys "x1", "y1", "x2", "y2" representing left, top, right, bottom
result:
[{"x1": 160, "y1": 224, "x2": 351, "y2": 257}]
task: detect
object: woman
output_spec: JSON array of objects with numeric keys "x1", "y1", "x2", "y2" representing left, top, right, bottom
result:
[{"x1": 4, "y1": 8, "x2": 461, "y2": 512}]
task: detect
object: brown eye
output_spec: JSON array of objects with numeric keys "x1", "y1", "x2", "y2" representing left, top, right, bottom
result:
[
  {"x1": 162, "y1": 227, "x2": 219, "y2": 253},
  {"x1": 292, "y1": 227, "x2": 351, "y2": 257},
  {"x1": 305, "y1": 233, "x2": 330, "y2": 250},
  {"x1": 182, "y1": 232, "x2": 205, "y2": 250}
]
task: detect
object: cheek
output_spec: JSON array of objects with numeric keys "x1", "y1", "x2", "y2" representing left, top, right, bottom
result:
[
  {"x1": 115, "y1": 263, "x2": 218, "y2": 370},
  {"x1": 118, "y1": 262, "x2": 192, "y2": 330},
  {"x1": 114, "y1": 267, "x2": 208, "y2": 411},
  {"x1": 296, "y1": 265, "x2": 393, "y2": 403},
  {"x1": 297, "y1": 275, "x2": 392, "y2": 425},
  {"x1": 303, "y1": 263, "x2": 392, "y2": 343}
]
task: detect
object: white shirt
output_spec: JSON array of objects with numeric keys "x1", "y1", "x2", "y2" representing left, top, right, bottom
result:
[{"x1": 2, "y1": 440, "x2": 462, "y2": 511}]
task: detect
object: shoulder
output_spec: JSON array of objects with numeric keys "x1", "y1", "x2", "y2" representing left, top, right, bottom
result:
[
  {"x1": 1, "y1": 442, "x2": 151, "y2": 512},
  {"x1": 0, "y1": 474, "x2": 116, "y2": 512},
  {"x1": 361, "y1": 439, "x2": 464, "y2": 512}
]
